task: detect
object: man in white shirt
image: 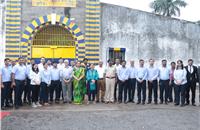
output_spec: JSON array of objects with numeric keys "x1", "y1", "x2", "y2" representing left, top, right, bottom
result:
[
  {"x1": 128, "y1": 60, "x2": 137, "y2": 103},
  {"x1": 50, "y1": 62, "x2": 61, "y2": 103},
  {"x1": 57, "y1": 58, "x2": 65, "y2": 70},
  {"x1": 117, "y1": 60, "x2": 129, "y2": 104},
  {"x1": 38, "y1": 57, "x2": 45, "y2": 72},
  {"x1": 147, "y1": 59, "x2": 159, "y2": 104},
  {"x1": 136, "y1": 59, "x2": 148, "y2": 105},
  {"x1": 159, "y1": 59, "x2": 170, "y2": 104},
  {"x1": 11, "y1": 57, "x2": 27, "y2": 109},
  {"x1": 114, "y1": 59, "x2": 121, "y2": 102},
  {"x1": 95, "y1": 61, "x2": 106, "y2": 103}
]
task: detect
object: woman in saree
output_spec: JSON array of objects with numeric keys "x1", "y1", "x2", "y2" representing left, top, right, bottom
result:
[{"x1": 73, "y1": 61, "x2": 86, "y2": 104}]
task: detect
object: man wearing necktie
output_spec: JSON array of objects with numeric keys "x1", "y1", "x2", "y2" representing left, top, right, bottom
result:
[{"x1": 185, "y1": 59, "x2": 199, "y2": 106}]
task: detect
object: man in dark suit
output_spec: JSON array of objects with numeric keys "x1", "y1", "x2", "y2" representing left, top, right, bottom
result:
[{"x1": 185, "y1": 59, "x2": 199, "y2": 106}]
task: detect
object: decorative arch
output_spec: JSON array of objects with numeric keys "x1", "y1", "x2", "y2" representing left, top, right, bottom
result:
[{"x1": 20, "y1": 14, "x2": 85, "y2": 61}]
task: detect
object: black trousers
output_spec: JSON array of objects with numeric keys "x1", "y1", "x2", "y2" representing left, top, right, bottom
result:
[
  {"x1": 114, "y1": 78, "x2": 119, "y2": 101},
  {"x1": 118, "y1": 80, "x2": 128, "y2": 102},
  {"x1": 50, "y1": 80, "x2": 60, "y2": 101},
  {"x1": 168, "y1": 80, "x2": 174, "y2": 102},
  {"x1": 128, "y1": 78, "x2": 136, "y2": 102},
  {"x1": 148, "y1": 80, "x2": 158, "y2": 102},
  {"x1": 40, "y1": 82, "x2": 49, "y2": 103},
  {"x1": 186, "y1": 81, "x2": 196, "y2": 104},
  {"x1": 23, "y1": 78, "x2": 31, "y2": 103},
  {"x1": 14, "y1": 80, "x2": 25, "y2": 107},
  {"x1": 137, "y1": 80, "x2": 146, "y2": 103},
  {"x1": 174, "y1": 84, "x2": 186, "y2": 105},
  {"x1": 159, "y1": 80, "x2": 170, "y2": 102},
  {"x1": 31, "y1": 85, "x2": 40, "y2": 103},
  {"x1": 88, "y1": 90, "x2": 96, "y2": 101},
  {"x1": 1, "y1": 82, "x2": 11, "y2": 107}
]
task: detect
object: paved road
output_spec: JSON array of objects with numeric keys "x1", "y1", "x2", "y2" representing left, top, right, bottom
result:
[{"x1": 1, "y1": 102, "x2": 200, "y2": 130}]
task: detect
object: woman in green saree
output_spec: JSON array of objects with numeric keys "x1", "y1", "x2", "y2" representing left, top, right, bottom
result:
[{"x1": 72, "y1": 61, "x2": 86, "y2": 104}]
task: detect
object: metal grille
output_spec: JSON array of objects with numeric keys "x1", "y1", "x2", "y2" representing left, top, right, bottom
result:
[{"x1": 32, "y1": 25, "x2": 75, "y2": 47}]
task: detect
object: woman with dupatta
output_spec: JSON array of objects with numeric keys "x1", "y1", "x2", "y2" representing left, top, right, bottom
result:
[{"x1": 72, "y1": 61, "x2": 86, "y2": 104}]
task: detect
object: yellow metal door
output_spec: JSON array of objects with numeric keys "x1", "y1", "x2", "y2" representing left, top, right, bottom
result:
[{"x1": 31, "y1": 24, "x2": 76, "y2": 59}]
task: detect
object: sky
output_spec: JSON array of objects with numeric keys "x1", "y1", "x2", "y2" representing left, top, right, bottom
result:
[{"x1": 100, "y1": 0, "x2": 200, "y2": 22}]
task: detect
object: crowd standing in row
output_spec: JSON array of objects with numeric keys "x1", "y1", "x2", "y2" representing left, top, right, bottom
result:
[{"x1": 1, "y1": 57, "x2": 200, "y2": 110}]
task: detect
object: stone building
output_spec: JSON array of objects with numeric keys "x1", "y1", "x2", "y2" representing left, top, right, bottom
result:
[{"x1": 3, "y1": 0, "x2": 200, "y2": 65}]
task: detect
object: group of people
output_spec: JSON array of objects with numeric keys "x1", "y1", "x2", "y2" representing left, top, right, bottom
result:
[{"x1": 1, "y1": 57, "x2": 200, "y2": 110}]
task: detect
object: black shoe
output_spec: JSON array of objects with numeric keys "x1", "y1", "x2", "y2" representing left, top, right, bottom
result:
[
  {"x1": 180, "y1": 104, "x2": 185, "y2": 107},
  {"x1": 147, "y1": 101, "x2": 151, "y2": 104},
  {"x1": 174, "y1": 103, "x2": 179, "y2": 106},
  {"x1": 1, "y1": 106, "x2": 6, "y2": 110},
  {"x1": 118, "y1": 101, "x2": 122, "y2": 104},
  {"x1": 192, "y1": 103, "x2": 196, "y2": 106},
  {"x1": 185, "y1": 102, "x2": 189, "y2": 105},
  {"x1": 160, "y1": 101, "x2": 163, "y2": 104},
  {"x1": 15, "y1": 105, "x2": 19, "y2": 109},
  {"x1": 63, "y1": 101, "x2": 67, "y2": 104},
  {"x1": 142, "y1": 102, "x2": 145, "y2": 105},
  {"x1": 169, "y1": 100, "x2": 173, "y2": 103},
  {"x1": 154, "y1": 102, "x2": 158, "y2": 105},
  {"x1": 137, "y1": 102, "x2": 141, "y2": 104},
  {"x1": 132, "y1": 101, "x2": 135, "y2": 103},
  {"x1": 165, "y1": 102, "x2": 168, "y2": 105},
  {"x1": 124, "y1": 101, "x2": 129, "y2": 104}
]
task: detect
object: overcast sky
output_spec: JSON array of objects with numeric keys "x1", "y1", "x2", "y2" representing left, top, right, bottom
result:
[{"x1": 100, "y1": 0, "x2": 200, "y2": 22}]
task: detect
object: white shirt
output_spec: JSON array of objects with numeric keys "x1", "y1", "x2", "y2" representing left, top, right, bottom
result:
[
  {"x1": 95, "y1": 65, "x2": 105, "y2": 79},
  {"x1": 12, "y1": 64, "x2": 27, "y2": 80},
  {"x1": 60, "y1": 66, "x2": 73, "y2": 80},
  {"x1": 38, "y1": 63, "x2": 44, "y2": 72},
  {"x1": 188, "y1": 65, "x2": 194, "y2": 73},
  {"x1": 57, "y1": 63, "x2": 65, "y2": 70},
  {"x1": 159, "y1": 67, "x2": 170, "y2": 80},
  {"x1": 29, "y1": 70, "x2": 41, "y2": 85},
  {"x1": 115, "y1": 64, "x2": 122, "y2": 74},
  {"x1": 128, "y1": 66, "x2": 136, "y2": 79},
  {"x1": 174, "y1": 69, "x2": 187, "y2": 85},
  {"x1": 136, "y1": 67, "x2": 148, "y2": 81},
  {"x1": 147, "y1": 66, "x2": 159, "y2": 81}
]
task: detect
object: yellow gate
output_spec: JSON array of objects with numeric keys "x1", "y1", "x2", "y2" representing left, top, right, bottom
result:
[{"x1": 32, "y1": 24, "x2": 76, "y2": 59}]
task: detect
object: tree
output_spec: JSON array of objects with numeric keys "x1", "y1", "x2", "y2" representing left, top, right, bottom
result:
[{"x1": 150, "y1": 0, "x2": 187, "y2": 17}]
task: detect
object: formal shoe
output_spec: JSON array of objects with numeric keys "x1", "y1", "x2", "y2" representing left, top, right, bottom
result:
[
  {"x1": 137, "y1": 102, "x2": 141, "y2": 104},
  {"x1": 169, "y1": 100, "x2": 173, "y2": 103},
  {"x1": 147, "y1": 101, "x2": 151, "y2": 104},
  {"x1": 142, "y1": 102, "x2": 145, "y2": 105},
  {"x1": 1, "y1": 106, "x2": 6, "y2": 110},
  {"x1": 160, "y1": 101, "x2": 163, "y2": 104},
  {"x1": 118, "y1": 101, "x2": 122, "y2": 104},
  {"x1": 180, "y1": 104, "x2": 185, "y2": 107},
  {"x1": 165, "y1": 102, "x2": 168, "y2": 105},
  {"x1": 63, "y1": 101, "x2": 67, "y2": 104},
  {"x1": 15, "y1": 105, "x2": 19, "y2": 109},
  {"x1": 124, "y1": 101, "x2": 128, "y2": 104},
  {"x1": 192, "y1": 103, "x2": 196, "y2": 106},
  {"x1": 154, "y1": 102, "x2": 158, "y2": 105},
  {"x1": 174, "y1": 103, "x2": 179, "y2": 106},
  {"x1": 185, "y1": 102, "x2": 189, "y2": 105},
  {"x1": 105, "y1": 101, "x2": 109, "y2": 104},
  {"x1": 132, "y1": 101, "x2": 135, "y2": 103}
]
